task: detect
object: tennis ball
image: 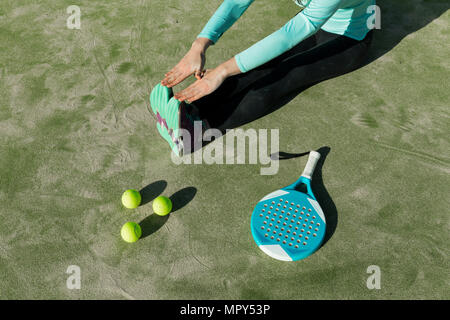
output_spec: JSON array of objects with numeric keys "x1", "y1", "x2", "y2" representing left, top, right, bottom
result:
[
  {"x1": 153, "y1": 196, "x2": 172, "y2": 216},
  {"x1": 121, "y1": 189, "x2": 141, "y2": 209},
  {"x1": 121, "y1": 222, "x2": 142, "y2": 243}
]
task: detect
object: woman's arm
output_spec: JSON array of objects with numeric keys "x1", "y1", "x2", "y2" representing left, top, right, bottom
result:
[
  {"x1": 235, "y1": 0, "x2": 342, "y2": 72},
  {"x1": 175, "y1": 0, "x2": 343, "y2": 102},
  {"x1": 161, "y1": 0, "x2": 254, "y2": 87},
  {"x1": 198, "y1": 0, "x2": 255, "y2": 44}
]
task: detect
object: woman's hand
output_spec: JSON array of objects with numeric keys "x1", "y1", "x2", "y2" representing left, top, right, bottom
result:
[
  {"x1": 161, "y1": 38, "x2": 212, "y2": 88},
  {"x1": 174, "y1": 57, "x2": 241, "y2": 103},
  {"x1": 173, "y1": 68, "x2": 225, "y2": 103}
]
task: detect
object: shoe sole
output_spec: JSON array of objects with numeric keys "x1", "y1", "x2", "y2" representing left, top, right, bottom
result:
[{"x1": 149, "y1": 84, "x2": 183, "y2": 156}]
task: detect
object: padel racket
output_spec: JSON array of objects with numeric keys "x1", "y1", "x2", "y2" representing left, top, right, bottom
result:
[{"x1": 251, "y1": 151, "x2": 325, "y2": 261}]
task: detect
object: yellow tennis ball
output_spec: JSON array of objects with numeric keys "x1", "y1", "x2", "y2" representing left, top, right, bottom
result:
[
  {"x1": 121, "y1": 222, "x2": 142, "y2": 243},
  {"x1": 121, "y1": 189, "x2": 141, "y2": 209},
  {"x1": 153, "y1": 196, "x2": 172, "y2": 216}
]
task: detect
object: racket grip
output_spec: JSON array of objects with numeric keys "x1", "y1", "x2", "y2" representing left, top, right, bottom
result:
[{"x1": 301, "y1": 151, "x2": 321, "y2": 179}]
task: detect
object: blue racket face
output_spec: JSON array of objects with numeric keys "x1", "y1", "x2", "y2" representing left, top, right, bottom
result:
[{"x1": 251, "y1": 189, "x2": 326, "y2": 261}]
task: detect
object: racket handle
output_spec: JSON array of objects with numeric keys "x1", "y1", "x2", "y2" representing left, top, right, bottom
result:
[{"x1": 301, "y1": 151, "x2": 321, "y2": 180}]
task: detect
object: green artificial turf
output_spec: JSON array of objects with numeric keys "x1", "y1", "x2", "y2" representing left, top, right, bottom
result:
[{"x1": 0, "y1": 0, "x2": 448, "y2": 299}]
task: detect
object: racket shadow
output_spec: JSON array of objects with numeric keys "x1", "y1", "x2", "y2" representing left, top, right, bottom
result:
[{"x1": 311, "y1": 146, "x2": 338, "y2": 247}]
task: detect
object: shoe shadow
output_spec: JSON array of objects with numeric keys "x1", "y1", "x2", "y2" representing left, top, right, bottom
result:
[
  {"x1": 140, "y1": 186, "x2": 197, "y2": 238},
  {"x1": 139, "y1": 180, "x2": 167, "y2": 206}
]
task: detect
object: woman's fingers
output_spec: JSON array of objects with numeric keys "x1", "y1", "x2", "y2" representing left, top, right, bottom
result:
[
  {"x1": 162, "y1": 65, "x2": 195, "y2": 88},
  {"x1": 162, "y1": 47, "x2": 207, "y2": 87},
  {"x1": 162, "y1": 65, "x2": 182, "y2": 85},
  {"x1": 175, "y1": 81, "x2": 207, "y2": 102},
  {"x1": 163, "y1": 68, "x2": 181, "y2": 85},
  {"x1": 186, "y1": 92, "x2": 204, "y2": 103},
  {"x1": 174, "y1": 88, "x2": 190, "y2": 101},
  {"x1": 186, "y1": 88, "x2": 202, "y2": 102},
  {"x1": 164, "y1": 72, "x2": 179, "y2": 87},
  {"x1": 164, "y1": 75, "x2": 180, "y2": 87},
  {"x1": 194, "y1": 70, "x2": 202, "y2": 80},
  {"x1": 186, "y1": 88, "x2": 206, "y2": 103},
  {"x1": 174, "y1": 65, "x2": 227, "y2": 102},
  {"x1": 161, "y1": 70, "x2": 174, "y2": 86},
  {"x1": 196, "y1": 69, "x2": 210, "y2": 79}
]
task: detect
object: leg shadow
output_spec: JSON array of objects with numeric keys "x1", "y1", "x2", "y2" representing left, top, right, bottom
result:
[
  {"x1": 140, "y1": 180, "x2": 167, "y2": 206},
  {"x1": 311, "y1": 146, "x2": 338, "y2": 247},
  {"x1": 170, "y1": 187, "x2": 197, "y2": 213}
]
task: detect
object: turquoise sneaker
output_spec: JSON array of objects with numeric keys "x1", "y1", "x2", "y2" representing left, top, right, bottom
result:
[
  {"x1": 149, "y1": 84, "x2": 209, "y2": 156},
  {"x1": 150, "y1": 84, "x2": 180, "y2": 156}
]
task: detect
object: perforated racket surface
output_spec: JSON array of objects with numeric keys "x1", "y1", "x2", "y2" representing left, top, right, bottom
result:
[{"x1": 250, "y1": 151, "x2": 326, "y2": 261}]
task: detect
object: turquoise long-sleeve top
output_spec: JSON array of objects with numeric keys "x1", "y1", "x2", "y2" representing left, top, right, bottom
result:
[{"x1": 198, "y1": 0, "x2": 376, "y2": 72}]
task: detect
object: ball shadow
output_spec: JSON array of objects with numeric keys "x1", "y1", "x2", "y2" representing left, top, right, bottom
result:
[
  {"x1": 139, "y1": 186, "x2": 197, "y2": 238},
  {"x1": 170, "y1": 186, "x2": 197, "y2": 213},
  {"x1": 140, "y1": 214, "x2": 169, "y2": 239},
  {"x1": 139, "y1": 180, "x2": 167, "y2": 206}
]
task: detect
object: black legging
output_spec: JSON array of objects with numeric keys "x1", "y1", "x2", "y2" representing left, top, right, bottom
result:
[{"x1": 193, "y1": 29, "x2": 374, "y2": 130}]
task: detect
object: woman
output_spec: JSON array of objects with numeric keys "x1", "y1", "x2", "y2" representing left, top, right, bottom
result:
[{"x1": 150, "y1": 0, "x2": 376, "y2": 156}]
